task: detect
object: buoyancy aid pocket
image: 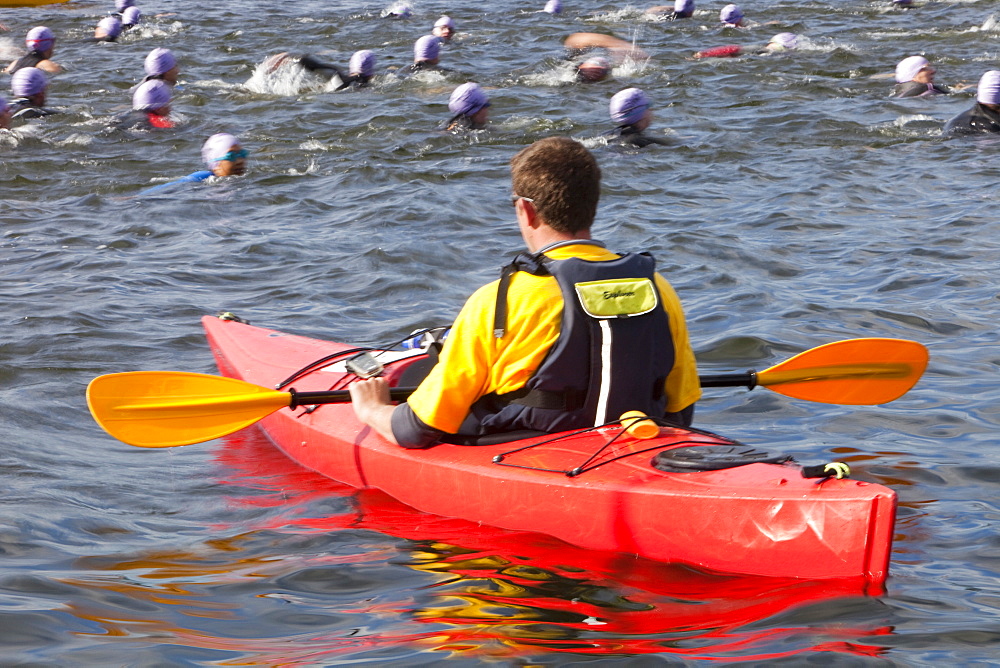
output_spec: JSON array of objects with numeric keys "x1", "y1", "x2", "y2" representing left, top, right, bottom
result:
[{"x1": 574, "y1": 278, "x2": 659, "y2": 318}]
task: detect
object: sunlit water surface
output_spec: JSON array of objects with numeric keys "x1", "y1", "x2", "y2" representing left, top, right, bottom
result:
[{"x1": 3, "y1": 0, "x2": 1000, "y2": 664}]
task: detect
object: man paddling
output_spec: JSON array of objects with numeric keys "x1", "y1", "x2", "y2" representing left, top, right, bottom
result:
[{"x1": 350, "y1": 137, "x2": 700, "y2": 448}]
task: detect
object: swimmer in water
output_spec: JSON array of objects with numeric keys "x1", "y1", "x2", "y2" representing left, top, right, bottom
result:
[
  {"x1": 446, "y1": 82, "x2": 490, "y2": 131},
  {"x1": 143, "y1": 48, "x2": 180, "y2": 85},
  {"x1": 890, "y1": 56, "x2": 952, "y2": 98},
  {"x1": 646, "y1": 0, "x2": 695, "y2": 20},
  {"x1": 262, "y1": 50, "x2": 375, "y2": 89},
  {"x1": 606, "y1": 87, "x2": 668, "y2": 147},
  {"x1": 944, "y1": 70, "x2": 1000, "y2": 135},
  {"x1": 563, "y1": 33, "x2": 647, "y2": 83},
  {"x1": 202, "y1": 133, "x2": 248, "y2": 177},
  {"x1": 139, "y1": 133, "x2": 248, "y2": 195},
  {"x1": 132, "y1": 79, "x2": 172, "y2": 128},
  {"x1": 5, "y1": 27, "x2": 62, "y2": 75},
  {"x1": 93, "y1": 16, "x2": 123, "y2": 43},
  {"x1": 720, "y1": 4, "x2": 747, "y2": 27},
  {"x1": 543, "y1": 0, "x2": 562, "y2": 14},
  {"x1": 0, "y1": 97, "x2": 13, "y2": 130},
  {"x1": 693, "y1": 32, "x2": 797, "y2": 59},
  {"x1": 432, "y1": 16, "x2": 456, "y2": 41},
  {"x1": 121, "y1": 7, "x2": 142, "y2": 31},
  {"x1": 381, "y1": 2, "x2": 411, "y2": 19},
  {"x1": 407, "y1": 35, "x2": 446, "y2": 73},
  {"x1": 9, "y1": 67, "x2": 56, "y2": 121}
]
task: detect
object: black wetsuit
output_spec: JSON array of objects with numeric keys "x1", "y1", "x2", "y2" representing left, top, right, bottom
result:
[
  {"x1": 9, "y1": 98, "x2": 55, "y2": 121},
  {"x1": 296, "y1": 55, "x2": 371, "y2": 89},
  {"x1": 944, "y1": 102, "x2": 1000, "y2": 135},
  {"x1": 891, "y1": 81, "x2": 950, "y2": 98},
  {"x1": 7, "y1": 51, "x2": 46, "y2": 75},
  {"x1": 606, "y1": 125, "x2": 669, "y2": 148}
]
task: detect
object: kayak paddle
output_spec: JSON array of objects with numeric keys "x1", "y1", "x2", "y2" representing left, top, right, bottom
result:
[{"x1": 87, "y1": 337, "x2": 927, "y2": 448}]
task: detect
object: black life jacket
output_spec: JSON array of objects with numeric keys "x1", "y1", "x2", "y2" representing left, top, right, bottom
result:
[{"x1": 466, "y1": 244, "x2": 675, "y2": 434}]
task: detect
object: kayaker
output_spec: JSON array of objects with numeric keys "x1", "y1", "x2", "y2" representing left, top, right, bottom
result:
[
  {"x1": 944, "y1": 70, "x2": 1000, "y2": 135},
  {"x1": 890, "y1": 56, "x2": 952, "y2": 98},
  {"x1": 5, "y1": 26, "x2": 62, "y2": 75},
  {"x1": 605, "y1": 87, "x2": 668, "y2": 147},
  {"x1": 350, "y1": 137, "x2": 701, "y2": 449},
  {"x1": 446, "y1": 82, "x2": 490, "y2": 131},
  {"x1": 9, "y1": 67, "x2": 56, "y2": 121}
]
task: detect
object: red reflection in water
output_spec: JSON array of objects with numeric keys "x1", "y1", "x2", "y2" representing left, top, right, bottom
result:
[{"x1": 193, "y1": 427, "x2": 894, "y2": 663}]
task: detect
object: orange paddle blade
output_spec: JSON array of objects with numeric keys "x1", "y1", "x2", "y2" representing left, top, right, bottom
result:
[
  {"x1": 87, "y1": 371, "x2": 292, "y2": 448},
  {"x1": 756, "y1": 338, "x2": 928, "y2": 405}
]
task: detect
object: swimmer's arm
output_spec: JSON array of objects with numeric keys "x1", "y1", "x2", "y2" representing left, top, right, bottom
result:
[{"x1": 563, "y1": 32, "x2": 647, "y2": 58}]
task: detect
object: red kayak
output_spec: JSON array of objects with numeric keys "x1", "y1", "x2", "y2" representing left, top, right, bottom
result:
[{"x1": 201, "y1": 315, "x2": 896, "y2": 587}]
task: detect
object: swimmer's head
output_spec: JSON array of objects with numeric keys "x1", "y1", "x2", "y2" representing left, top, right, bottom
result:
[
  {"x1": 133, "y1": 79, "x2": 171, "y2": 114},
  {"x1": 96, "y1": 16, "x2": 123, "y2": 42},
  {"x1": 414, "y1": 35, "x2": 442, "y2": 64},
  {"x1": 720, "y1": 4, "x2": 744, "y2": 26},
  {"x1": 349, "y1": 50, "x2": 376, "y2": 78},
  {"x1": 201, "y1": 132, "x2": 247, "y2": 176},
  {"x1": 977, "y1": 70, "x2": 1000, "y2": 106},
  {"x1": 26, "y1": 26, "x2": 55, "y2": 54},
  {"x1": 145, "y1": 48, "x2": 178, "y2": 82},
  {"x1": 11, "y1": 67, "x2": 47, "y2": 99},
  {"x1": 122, "y1": 7, "x2": 142, "y2": 27},
  {"x1": 433, "y1": 16, "x2": 455, "y2": 40},
  {"x1": 895, "y1": 55, "x2": 930, "y2": 83},
  {"x1": 115, "y1": 0, "x2": 135, "y2": 10},
  {"x1": 449, "y1": 82, "x2": 490, "y2": 128},
  {"x1": 892, "y1": 0, "x2": 913, "y2": 6},
  {"x1": 576, "y1": 56, "x2": 611, "y2": 83},
  {"x1": 544, "y1": 0, "x2": 562, "y2": 13},
  {"x1": 610, "y1": 87, "x2": 651, "y2": 129},
  {"x1": 675, "y1": 0, "x2": 695, "y2": 12},
  {"x1": 767, "y1": 33, "x2": 798, "y2": 51}
]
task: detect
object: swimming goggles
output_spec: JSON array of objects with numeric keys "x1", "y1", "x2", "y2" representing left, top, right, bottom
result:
[{"x1": 220, "y1": 148, "x2": 249, "y2": 162}]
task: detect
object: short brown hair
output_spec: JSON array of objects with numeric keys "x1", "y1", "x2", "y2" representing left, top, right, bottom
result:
[{"x1": 510, "y1": 137, "x2": 601, "y2": 234}]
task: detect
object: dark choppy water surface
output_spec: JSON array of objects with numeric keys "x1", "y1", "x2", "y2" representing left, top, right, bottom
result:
[{"x1": 3, "y1": 0, "x2": 1000, "y2": 664}]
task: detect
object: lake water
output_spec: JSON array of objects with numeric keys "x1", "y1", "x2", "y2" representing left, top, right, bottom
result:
[{"x1": 3, "y1": 0, "x2": 1000, "y2": 664}]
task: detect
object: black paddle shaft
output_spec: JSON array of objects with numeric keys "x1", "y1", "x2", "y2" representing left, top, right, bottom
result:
[
  {"x1": 288, "y1": 386, "x2": 417, "y2": 408},
  {"x1": 698, "y1": 372, "x2": 757, "y2": 390}
]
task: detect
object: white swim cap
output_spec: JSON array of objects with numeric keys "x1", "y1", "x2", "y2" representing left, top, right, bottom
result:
[{"x1": 895, "y1": 56, "x2": 929, "y2": 83}]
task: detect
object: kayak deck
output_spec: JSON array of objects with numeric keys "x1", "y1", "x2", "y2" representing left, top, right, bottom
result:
[{"x1": 202, "y1": 316, "x2": 896, "y2": 585}]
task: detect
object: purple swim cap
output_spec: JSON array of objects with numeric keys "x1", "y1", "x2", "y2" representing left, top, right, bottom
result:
[
  {"x1": 132, "y1": 79, "x2": 171, "y2": 111},
  {"x1": 115, "y1": 0, "x2": 134, "y2": 10},
  {"x1": 675, "y1": 0, "x2": 694, "y2": 13},
  {"x1": 349, "y1": 50, "x2": 376, "y2": 77},
  {"x1": 720, "y1": 4, "x2": 743, "y2": 24},
  {"x1": 97, "y1": 16, "x2": 123, "y2": 40},
  {"x1": 26, "y1": 26, "x2": 55, "y2": 53},
  {"x1": 414, "y1": 35, "x2": 442, "y2": 61},
  {"x1": 610, "y1": 88, "x2": 650, "y2": 126},
  {"x1": 145, "y1": 48, "x2": 177, "y2": 76},
  {"x1": 434, "y1": 16, "x2": 454, "y2": 29},
  {"x1": 895, "y1": 55, "x2": 928, "y2": 83},
  {"x1": 769, "y1": 33, "x2": 798, "y2": 50},
  {"x1": 201, "y1": 133, "x2": 239, "y2": 166},
  {"x1": 449, "y1": 82, "x2": 489, "y2": 116},
  {"x1": 122, "y1": 7, "x2": 142, "y2": 26},
  {"x1": 977, "y1": 70, "x2": 1000, "y2": 105},
  {"x1": 11, "y1": 67, "x2": 47, "y2": 97},
  {"x1": 544, "y1": 0, "x2": 562, "y2": 13}
]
